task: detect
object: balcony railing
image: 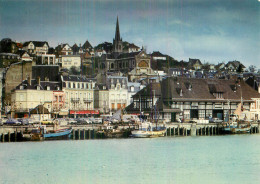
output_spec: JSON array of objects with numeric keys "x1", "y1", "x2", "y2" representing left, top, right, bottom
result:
[
  {"x1": 71, "y1": 98, "x2": 80, "y2": 103},
  {"x1": 83, "y1": 98, "x2": 93, "y2": 103}
]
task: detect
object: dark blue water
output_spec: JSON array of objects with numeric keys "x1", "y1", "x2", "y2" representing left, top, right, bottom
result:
[{"x1": 1, "y1": 135, "x2": 260, "y2": 184}]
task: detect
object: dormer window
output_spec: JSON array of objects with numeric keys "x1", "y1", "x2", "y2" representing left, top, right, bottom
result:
[
  {"x1": 131, "y1": 86, "x2": 134, "y2": 92},
  {"x1": 213, "y1": 92, "x2": 223, "y2": 99},
  {"x1": 188, "y1": 84, "x2": 192, "y2": 91}
]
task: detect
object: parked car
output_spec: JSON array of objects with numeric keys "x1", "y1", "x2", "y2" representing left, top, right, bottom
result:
[
  {"x1": 5, "y1": 119, "x2": 21, "y2": 125},
  {"x1": 94, "y1": 118, "x2": 103, "y2": 124}
]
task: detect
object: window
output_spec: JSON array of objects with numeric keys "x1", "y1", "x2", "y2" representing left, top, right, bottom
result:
[
  {"x1": 213, "y1": 92, "x2": 223, "y2": 99},
  {"x1": 20, "y1": 94, "x2": 24, "y2": 101},
  {"x1": 206, "y1": 110, "x2": 212, "y2": 118},
  {"x1": 111, "y1": 103, "x2": 115, "y2": 110},
  {"x1": 199, "y1": 110, "x2": 205, "y2": 119}
]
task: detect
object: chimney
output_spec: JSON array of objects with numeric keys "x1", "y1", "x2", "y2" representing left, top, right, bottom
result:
[
  {"x1": 27, "y1": 75, "x2": 31, "y2": 85},
  {"x1": 37, "y1": 76, "x2": 41, "y2": 85}
]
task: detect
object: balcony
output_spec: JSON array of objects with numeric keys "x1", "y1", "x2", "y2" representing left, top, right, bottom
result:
[
  {"x1": 83, "y1": 98, "x2": 93, "y2": 103},
  {"x1": 71, "y1": 98, "x2": 80, "y2": 103}
]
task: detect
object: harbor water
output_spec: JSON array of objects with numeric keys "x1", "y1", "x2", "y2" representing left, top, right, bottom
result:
[{"x1": 1, "y1": 135, "x2": 260, "y2": 184}]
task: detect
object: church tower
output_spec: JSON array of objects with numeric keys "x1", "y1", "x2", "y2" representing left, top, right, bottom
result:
[{"x1": 113, "y1": 16, "x2": 123, "y2": 53}]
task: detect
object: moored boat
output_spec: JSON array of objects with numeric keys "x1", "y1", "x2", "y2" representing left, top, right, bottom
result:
[
  {"x1": 131, "y1": 122, "x2": 166, "y2": 138},
  {"x1": 23, "y1": 126, "x2": 72, "y2": 141}
]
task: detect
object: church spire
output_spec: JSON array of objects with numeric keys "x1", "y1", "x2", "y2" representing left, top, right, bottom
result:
[
  {"x1": 115, "y1": 16, "x2": 121, "y2": 41},
  {"x1": 113, "y1": 16, "x2": 123, "y2": 53}
]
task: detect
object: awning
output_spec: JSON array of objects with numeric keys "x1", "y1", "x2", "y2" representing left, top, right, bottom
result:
[
  {"x1": 69, "y1": 110, "x2": 99, "y2": 115},
  {"x1": 59, "y1": 111, "x2": 69, "y2": 116}
]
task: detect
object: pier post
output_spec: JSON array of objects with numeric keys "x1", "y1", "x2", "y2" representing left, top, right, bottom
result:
[
  {"x1": 255, "y1": 127, "x2": 257, "y2": 134},
  {"x1": 185, "y1": 128, "x2": 187, "y2": 136},
  {"x1": 173, "y1": 128, "x2": 175, "y2": 136},
  {"x1": 214, "y1": 127, "x2": 216, "y2": 135},
  {"x1": 204, "y1": 127, "x2": 206, "y2": 135},
  {"x1": 182, "y1": 128, "x2": 184, "y2": 136},
  {"x1": 178, "y1": 126, "x2": 180, "y2": 136},
  {"x1": 8, "y1": 132, "x2": 11, "y2": 142},
  {"x1": 190, "y1": 123, "x2": 196, "y2": 136},
  {"x1": 83, "y1": 129, "x2": 86, "y2": 140},
  {"x1": 78, "y1": 129, "x2": 81, "y2": 140},
  {"x1": 94, "y1": 130, "x2": 96, "y2": 139},
  {"x1": 2, "y1": 134, "x2": 4, "y2": 142},
  {"x1": 169, "y1": 128, "x2": 171, "y2": 136},
  {"x1": 89, "y1": 129, "x2": 91, "y2": 139},
  {"x1": 166, "y1": 128, "x2": 168, "y2": 137},
  {"x1": 15, "y1": 130, "x2": 17, "y2": 142},
  {"x1": 72, "y1": 129, "x2": 75, "y2": 140},
  {"x1": 211, "y1": 127, "x2": 213, "y2": 135},
  {"x1": 200, "y1": 128, "x2": 202, "y2": 136}
]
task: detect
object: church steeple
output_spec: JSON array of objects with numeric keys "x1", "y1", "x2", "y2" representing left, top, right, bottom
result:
[
  {"x1": 115, "y1": 16, "x2": 121, "y2": 42},
  {"x1": 113, "y1": 16, "x2": 123, "y2": 53}
]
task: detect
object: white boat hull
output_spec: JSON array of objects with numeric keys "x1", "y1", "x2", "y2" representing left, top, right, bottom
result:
[{"x1": 131, "y1": 129, "x2": 166, "y2": 138}]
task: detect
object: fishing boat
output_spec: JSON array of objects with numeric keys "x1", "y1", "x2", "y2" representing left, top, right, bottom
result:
[
  {"x1": 223, "y1": 103, "x2": 251, "y2": 134},
  {"x1": 131, "y1": 121, "x2": 166, "y2": 138},
  {"x1": 131, "y1": 90, "x2": 166, "y2": 138},
  {"x1": 43, "y1": 127, "x2": 72, "y2": 140},
  {"x1": 23, "y1": 125, "x2": 72, "y2": 141}
]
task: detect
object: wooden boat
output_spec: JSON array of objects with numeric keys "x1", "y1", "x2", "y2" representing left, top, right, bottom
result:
[
  {"x1": 23, "y1": 126, "x2": 72, "y2": 141},
  {"x1": 43, "y1": 127, "x2": 72, "y2": 140}
]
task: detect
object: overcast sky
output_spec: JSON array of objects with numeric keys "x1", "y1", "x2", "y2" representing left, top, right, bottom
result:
[{"x1": 0, "y1": 0, "x2": 259, "y2": 67}]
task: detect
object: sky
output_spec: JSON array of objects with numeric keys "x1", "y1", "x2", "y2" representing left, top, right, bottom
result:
[{"x1": 0, "y1": 0, "x2": 259, "y2": 68}]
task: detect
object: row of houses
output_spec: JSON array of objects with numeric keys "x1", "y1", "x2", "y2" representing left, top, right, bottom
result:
[
  {"x1": 8, "y1": 65, "x2": 144, "y2": 118},
  {"x1": 126, "y1": 77, "x2": 260, "y2": 122}
]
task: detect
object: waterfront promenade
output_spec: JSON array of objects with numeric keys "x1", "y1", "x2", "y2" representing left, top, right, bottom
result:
[{"x1": 1, "y1": 122, "x2": 260, "y2": 142}]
